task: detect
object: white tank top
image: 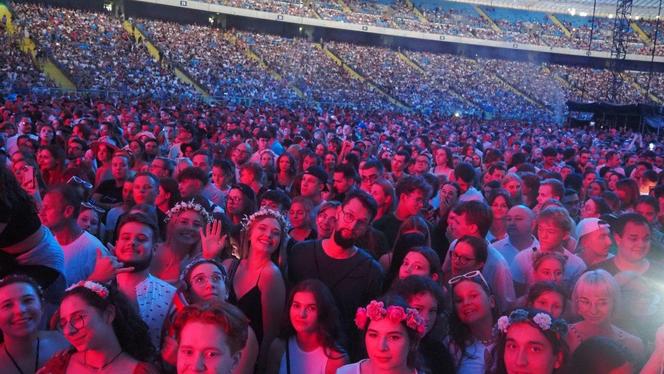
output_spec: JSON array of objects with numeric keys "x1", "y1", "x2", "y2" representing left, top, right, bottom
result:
[{"x1": 278, "y1": 337, "x2": 329, "y2": 374}]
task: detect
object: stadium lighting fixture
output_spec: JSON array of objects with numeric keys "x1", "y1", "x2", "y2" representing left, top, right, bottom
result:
[
  {"x1": 580, "y1": 12, "x2": 588, "y2": 17},
  {"x1": 454, "y1": 112, "x2": 461, "y2": 118},
  {"x1": 569, "y1": 8, "x2": 576, "y2": 16}
]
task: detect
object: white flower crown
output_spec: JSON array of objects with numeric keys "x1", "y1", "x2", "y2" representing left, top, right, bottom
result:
[
  {"x1": 166, "y1": 200, "x2": 214, "y2": 224},
  {"x1": 241, "y1": 207, "x2": 288, "y2": 233}
]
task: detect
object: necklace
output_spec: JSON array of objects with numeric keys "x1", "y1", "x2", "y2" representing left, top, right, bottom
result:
[
  {"x1": 3, "y1": 337, "x2": 39, "y2": 374},
  {"x1": 83, "y1": 350, "x2": 123, "y2": 372}
]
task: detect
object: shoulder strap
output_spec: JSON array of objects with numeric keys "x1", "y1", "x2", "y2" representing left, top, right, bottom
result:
[{"x1": 286, "y1": 338, "x2": 291, "y2": 374}]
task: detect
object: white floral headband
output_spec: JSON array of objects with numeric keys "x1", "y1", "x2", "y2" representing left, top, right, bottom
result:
[
  {"x1": 166, "y1": 200, "x2": 213, "y2": 224},
  {"x1": 66, "y1": 281, "x2": 109, "y2": 299},
  {"x1": 241, "y1": 207, "x2": 288, "y2": 233},
  {"x1": 497, "y1": 309, "x2": 567, "y2": 337}
]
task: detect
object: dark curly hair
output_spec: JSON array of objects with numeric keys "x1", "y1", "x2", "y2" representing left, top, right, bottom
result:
[{"x1": 58, "y1": 283, "x2": 156, "y2": 362}]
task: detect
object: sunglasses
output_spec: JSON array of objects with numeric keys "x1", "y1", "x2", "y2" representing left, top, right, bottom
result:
[
  {"x1": 448, "y1": 270, "x2": 492, "y2": 293},
  {"x1": 67, "y1": 176, "x2": 93, "y2": 190}
]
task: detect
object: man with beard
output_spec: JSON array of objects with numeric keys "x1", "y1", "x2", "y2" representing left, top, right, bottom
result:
[
  {"x1": 112, "y1": 212, "x2": 176, "y2": 350},
  {"x1": 288, "y1": 189, "x2": 383, "y2": 360}
]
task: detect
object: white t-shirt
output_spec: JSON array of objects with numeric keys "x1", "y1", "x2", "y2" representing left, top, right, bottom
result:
[
  {"x1": 61, "y1": 231, "x2": 106, "y2": 285},
  {"x1": 492, "y1": 236, "x2": 540, "y2": 267},
  {"x1": 511, "y1": 247, "x2": 587, "y2": 289},
  {"x1": 279, "y1": 337, "x2": 328, "y2": 374}
]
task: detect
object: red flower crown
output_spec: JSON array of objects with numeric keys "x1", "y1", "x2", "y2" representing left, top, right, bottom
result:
[{"x1": 354, "y1": 300, "x2": 426, "y2": 336}]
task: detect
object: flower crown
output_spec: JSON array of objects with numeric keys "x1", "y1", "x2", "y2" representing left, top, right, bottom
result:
[
  {"x1": 497, "y1": 309, "x2": 567, "y2": 337},
  {"x1": 241, "y1": 207, "x2": 288, "y2": 233},
  {"x1": 66, "y1": 281, "x2": 109, "y2": 299},
  {"x1": 166, "y1": 200, "x2": 213, "y2": 224},
  {"x1": 354, "y1": 300, "x2": 426, "y2": 337}
]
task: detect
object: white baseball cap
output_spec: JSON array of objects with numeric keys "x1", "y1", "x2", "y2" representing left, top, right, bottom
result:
[{"x1": 576, "y1": 218, "x2": 611, "y2": 239}]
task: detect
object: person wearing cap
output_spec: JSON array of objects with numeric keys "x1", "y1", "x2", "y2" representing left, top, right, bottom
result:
[
  {"x1": 575, "y1": 218, "x2": 613, "y2": 267},
  {"x1": 300, "y1": 166, "x2": 327, "y2": 209}
]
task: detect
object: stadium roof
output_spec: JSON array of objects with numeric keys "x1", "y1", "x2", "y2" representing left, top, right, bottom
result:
[{"x1": 451, "y1": 0, "x2": 664, "y2": 19}]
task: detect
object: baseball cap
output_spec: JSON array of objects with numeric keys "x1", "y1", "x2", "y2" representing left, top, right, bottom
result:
[
  {"x1": 304, "y1": 166, "x2": 328, "y2": 183},
  {"x1": 576, "y1": 218, "x2": 611, "y2": 239}
]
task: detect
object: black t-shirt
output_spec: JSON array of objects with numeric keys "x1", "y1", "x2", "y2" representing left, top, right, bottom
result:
[
  {"x1": 94, "y1": 179, "x2": 123, "y2": 205},
  {"x1": 0, "y1": 195, "x2": 41, "y2": 248},
  {"x1": 373, "y1": 213, "x2": 403, "y2": 247},
  {"x1": 288, "y1": 239, "x2": 384, "y2": 359},
  {"x1": 592, "y1": 258, "x2": 664, "y2": 286}
]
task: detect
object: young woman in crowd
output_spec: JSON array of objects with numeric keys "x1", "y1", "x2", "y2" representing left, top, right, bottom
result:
[
  {"x1": 38, "y1": 125, "x2": 56, "y2": 148},
  {"x1": 567, "y1": 269, "x2": 644, "y2": 361},
  {"x1": 444, "y1": 235, "x2": 488, "y2": 284},
  {"x1": 380, "y1": 216, "x2": 430, "y2": 287},
  {"x1": 337, "y1": 295, "x2": 426, "y2": 374},
  {"x1": 172, "y1": 303, "x2": 249, "y2": 374},
  {"x1": 580, "y1": 196, "x2": 612, "y2": 219},
  {"x1": 433, "y1": 147, "x2": 454, "y2": 179},
  {"x1": 151, "y1": 200, "x2": 215, "y2": 284},
  {"x1": 524, "y1": 281, "x2": 568, "y2": 319},
  {"x1": 224, "y1": 208, "x2": 288, "y2": 372},
  {"x1": 76, "y1": 203, "x2": 105, "y2": 240},
  {"x1": 397, "y1": 246, "x2": 442, "y2": 284},
  {"x1": 391, "y1": 275, "x2": 456, "y2": 373},
  {"x1": 36, "y1": 145, "x2": 66, "y2": 187},
  {"x1": 315, "y1": 201, "x2": 340, "y2": 240},
  {"x1": 487, "y1": 189, "x2": 512, "y2": 243},
  {"x1": 287, "y1": 196, "x2": 316, "y2": 243},
  {"x1": 91, "y1": 138, "x2": 117, "y2": 185},
  {"x1": 161, "y1": 258, "x2": 258, "y2": 374},
  {"x1": 447, "y1": 270, "x2": 498, "y2": 373},
  {"x1": 39, "y1": 281, "x2": 157, "y2": 373},
  {"x1": 274, "y1": 153, "x2": 297, "y2": 193},
  {"x1": 492, "y1": 308, "x2": 569, "y2": 374},
  {"x1": 531, "y1": 251, "x2": 566, "y2": 287},
  {"x1": 266, "y1": 279, "x2": 348, "y2": 374},
  {"x1": 0, "y1": 275, "x2": 70, "y2": 374}
]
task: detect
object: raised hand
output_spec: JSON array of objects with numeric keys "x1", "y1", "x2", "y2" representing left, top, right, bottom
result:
[
  {"x1": 200, "y1": 219, "x2": 226, "y2": 259},
  {"x1": 87, "y1": 247, "x2": 135, "y2": 282}
]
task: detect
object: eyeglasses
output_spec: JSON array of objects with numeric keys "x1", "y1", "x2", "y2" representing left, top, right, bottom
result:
[
  {"x1": 360, "y1": 174, "x2": 378, "y2": 183},
  {"x1": 448, "y1": 270, "x2": 491, "y2": 292},
  {"x1": 340, "y1": 207, "x2": 369, "y2": 229},
  {"x1": 59, "y1": 313, "x2": 88, "y2": 331},
  {"x1": 451, "y1": 251, "x2": 476, "y2": 266},
  {"x1": 191, "y1": 272, "x2": 226, "y2": 287}
]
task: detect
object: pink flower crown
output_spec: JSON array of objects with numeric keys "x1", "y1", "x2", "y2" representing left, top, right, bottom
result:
[
  {"x1": 354, "y1": 300, "x2": 426, "y2": 336},
  {"x1": 65, "y1": 281, "x2": 109, "y2": 299}
]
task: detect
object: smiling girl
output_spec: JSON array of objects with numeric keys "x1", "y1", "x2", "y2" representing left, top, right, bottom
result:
[{"x1": 338, "y1": 296, "x2": 426, "y2": 374}]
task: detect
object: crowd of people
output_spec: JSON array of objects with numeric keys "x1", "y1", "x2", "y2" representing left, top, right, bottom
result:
[
  {"x1": 187, "y1": 0, "x2": 664, "y2": 56},
  {"x1": 12, "y1": 3, "x2": 193, "y2": 99},
  {"x1": 2, "y1": 4, "x2": 664, "y2": 373},
  {"x1": 4, "y1": 2, "x2": 664, "y2": 122},
  {"x1": 0, "y1": 67, "x2": 663, "y2": 373}
]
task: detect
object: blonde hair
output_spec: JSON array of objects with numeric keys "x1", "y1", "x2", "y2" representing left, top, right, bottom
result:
[
  {"x1": 572, "y1": 269, "x2": 620, "y2": 316},
  {"x1": 238, "y1": 208, "x2": 288, "y2": 271}
]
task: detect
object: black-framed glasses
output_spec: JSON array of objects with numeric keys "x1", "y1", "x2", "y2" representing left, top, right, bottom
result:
[
  {"x1": 340, "y1": 207, "x2": 369, "y2": 229},
  {"x1": 59, "y1": 313, "x2": 88, "y2": 331},
  {"x1": 451, "y1": 251, "x2": 476, "y2": 266}
]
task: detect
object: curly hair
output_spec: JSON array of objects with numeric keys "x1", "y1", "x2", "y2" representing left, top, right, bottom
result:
[{"x1": 59, "y1": 283, "x2": 156, "y2": 362}]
